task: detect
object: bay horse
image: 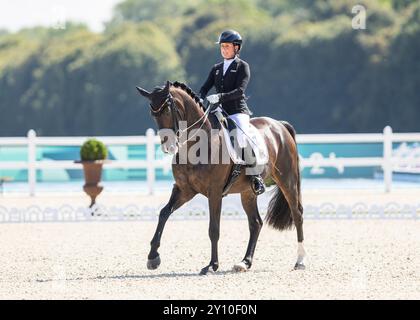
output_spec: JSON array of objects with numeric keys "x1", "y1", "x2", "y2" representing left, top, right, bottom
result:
[{"x1": 136, "y1": 81, "x2": 306, "y2": 274}]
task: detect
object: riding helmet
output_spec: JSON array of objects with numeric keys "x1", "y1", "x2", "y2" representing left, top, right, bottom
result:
[{"x1": 216, "y1": 30, "x2": 243, "y2": 49}]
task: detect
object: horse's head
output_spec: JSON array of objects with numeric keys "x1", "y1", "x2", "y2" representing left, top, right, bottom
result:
[{"x1": 136, "y1": 81, "x2": 180, "y2": 155}]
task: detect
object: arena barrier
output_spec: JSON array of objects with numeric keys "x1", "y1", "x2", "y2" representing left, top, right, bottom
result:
[
  {"x1": 0, "y1": 202, "x2": 418, "y2": 223},
  {"x1": 0, "y1": 126, "x2": 420, "y2": 195}
]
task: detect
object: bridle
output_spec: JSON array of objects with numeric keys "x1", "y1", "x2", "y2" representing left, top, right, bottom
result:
[
  {"x1": 150, "y1": 95, "x2": 182, "y2": 136},
  {"x1": 150, "y1": 94, "x2": 212, "y2": 147}
]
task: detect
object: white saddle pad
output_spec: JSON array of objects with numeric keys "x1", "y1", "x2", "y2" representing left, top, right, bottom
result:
[{"x1": 220, "y1": 120, "x2": 269, "y2": 166}]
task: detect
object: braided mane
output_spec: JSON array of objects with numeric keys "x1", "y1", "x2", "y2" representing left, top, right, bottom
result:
[{"x1": 172, "y1": 81, "x2": 205, "y2": 110}]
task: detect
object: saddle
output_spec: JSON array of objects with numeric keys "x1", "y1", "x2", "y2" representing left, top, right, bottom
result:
[
  {"x1": 210, "y1": 105, "x2": 268, "y2": 196},
  {"x1": 211, "y1": 106, "x2": 268, "y2": 166}
]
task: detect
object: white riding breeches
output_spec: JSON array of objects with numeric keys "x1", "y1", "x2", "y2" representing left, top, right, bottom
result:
[{"x1": 229, "y1": 113, "x2": 250, "y2": 148}]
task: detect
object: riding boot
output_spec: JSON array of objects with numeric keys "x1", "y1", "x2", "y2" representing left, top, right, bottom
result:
[
  {"x1": 243, "y1": 145, "x2": 266, "y2": 196},
  {"x1": 250, "y1": 175, "x2": 265, "y2": 195}
]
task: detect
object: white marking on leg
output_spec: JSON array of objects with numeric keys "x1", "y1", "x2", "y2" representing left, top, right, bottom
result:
[
  {"x1": 233, "y1": 261, "x2": 248, "y2": 272},
  {"x1": 297, "y1": 241, "x2": 306, "y2": 264}
]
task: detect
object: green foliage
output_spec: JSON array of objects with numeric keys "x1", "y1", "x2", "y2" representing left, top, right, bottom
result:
[
  {"x1": 0, "y1": 0, "x2": 419, "y2": 136},
  {"x1": 264, "y1": 175, "x2": 275, "y2": 187},
  {"x1": 111, "y1": 0, "x2": 197, "y2": 23},
  {"x1": 80, "y1": 139, "x2": 108, "y2": 161},
  {"x1": 391, "y1": 0, "x2": 418, "y2": 10}
]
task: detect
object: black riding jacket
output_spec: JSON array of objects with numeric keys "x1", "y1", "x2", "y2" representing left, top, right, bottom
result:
[{"x1": 199, "y1": 57, "x2": 252, "y2": 116}]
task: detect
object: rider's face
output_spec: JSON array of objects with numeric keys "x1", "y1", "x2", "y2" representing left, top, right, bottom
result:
[{"x1": 220, "y1": 43, "x2": 237, "y2": 59}]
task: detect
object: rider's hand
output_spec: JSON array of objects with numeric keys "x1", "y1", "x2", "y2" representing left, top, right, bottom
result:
[{"x1": 206, "y1": 94, "x2": 221, "y2": 104}]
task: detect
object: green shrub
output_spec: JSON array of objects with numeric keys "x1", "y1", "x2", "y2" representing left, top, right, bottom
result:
[
  {"x1": 80, "y1": 138, "x2": 108, "y2": 161},
  {"x1": 264, "y1": 175, "x2": 276, "y2": 187}
]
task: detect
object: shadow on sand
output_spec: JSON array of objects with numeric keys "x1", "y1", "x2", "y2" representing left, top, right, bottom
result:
[{"x1": 35, "y1": 268, "x2": 271, "y2": 283}]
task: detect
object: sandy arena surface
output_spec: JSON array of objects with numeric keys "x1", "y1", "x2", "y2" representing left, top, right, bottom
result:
[
  {"x1": 0, "y1": 188, "x2": 418, "y2": 300},
  {"x1": 0, "y1": 219, "x2": 418, "y2": 300}
]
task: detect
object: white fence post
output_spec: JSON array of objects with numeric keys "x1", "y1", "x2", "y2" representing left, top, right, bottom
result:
[
  {"x1": 146, "y1": 128, "x2": 156, "y2": 195},
  {"x1": 27, "y1": 129, "x2": 37, "y2": 196},
  {"x1": 383, "y1": 126, "x2": 393, "y2": 193}
]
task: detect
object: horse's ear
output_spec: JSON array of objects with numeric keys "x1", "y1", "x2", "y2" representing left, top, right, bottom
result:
[
  {"x1": 163, "y1": 80, "x2": 171, "y2": 93},
  {"x1": 136, "y1": 86, "x2": 151, "y2": 99}
]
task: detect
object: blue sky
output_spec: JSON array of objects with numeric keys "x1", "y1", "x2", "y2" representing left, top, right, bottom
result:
[{"x1": 0, "y1": 0, "x2": 123, "y2": 32}]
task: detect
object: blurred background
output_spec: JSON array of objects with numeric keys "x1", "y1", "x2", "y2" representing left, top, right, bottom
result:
[
  {"x1": 1, "y1": 0, "x2": 419, "y2": 136},
  {"x1": 0, "y1": 0, "x2": 419, "y2": 190}
]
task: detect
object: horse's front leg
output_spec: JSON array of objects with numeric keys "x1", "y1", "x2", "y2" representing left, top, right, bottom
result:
[
  {"x1": 147, "y1": 184, "x2": 195, "y2": 270},
  {"x1": 200, "y1": 193, "x2": 223, "y2": 275}
]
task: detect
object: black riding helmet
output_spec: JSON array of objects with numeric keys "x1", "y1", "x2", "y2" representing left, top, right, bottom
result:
[{"x1": 216, "y1": 30, "x2": 243, "y2": 51}]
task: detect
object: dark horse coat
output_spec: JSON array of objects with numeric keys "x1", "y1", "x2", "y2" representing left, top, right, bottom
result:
[{"x1": 136, "y1": 81, "x2": 306, "y2": 274}]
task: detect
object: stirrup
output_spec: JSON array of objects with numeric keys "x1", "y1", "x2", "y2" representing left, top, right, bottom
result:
[{"x1": 251, "y1": 175, "x2": 265, "y2": 195}]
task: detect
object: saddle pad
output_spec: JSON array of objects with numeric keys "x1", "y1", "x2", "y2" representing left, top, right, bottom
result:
[{"x1": 220, "y1": 119, "x2": 269, "y2": 166}]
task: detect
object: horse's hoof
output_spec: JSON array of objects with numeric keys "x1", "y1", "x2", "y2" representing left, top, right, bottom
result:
[
  {"x1": 233, "y1": 261, "x2": 249, "y2": 272},
  {"x1": 200, "y1": 265, "x2": 217, "y2": 276},
  {"x1": 147, "y1": 255, "x2": 161, "y2": 270},
  {"x1": 294, "y1": 262, "x2": 305, "y2": 270}
]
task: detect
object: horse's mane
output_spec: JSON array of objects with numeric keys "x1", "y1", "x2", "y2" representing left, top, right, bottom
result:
[{"x1": 172, "y1": 81, "x2": 205, "y2": 110}]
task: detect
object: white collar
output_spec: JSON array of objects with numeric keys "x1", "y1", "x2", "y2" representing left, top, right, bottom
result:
[{"x1": 223, "y1": 58, "x2": 235, "y2": 75}]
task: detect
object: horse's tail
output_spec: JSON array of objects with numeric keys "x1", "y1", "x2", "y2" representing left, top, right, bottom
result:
[
  {"x1": 265, "y1": 186, "x2": 294, "y2": 230},
  {"x1": 265, "y1": 120, "x2": 301, "y2": 231},
  {"x1": 280, "y1": 121, "x2": 301, "y2": 205}
]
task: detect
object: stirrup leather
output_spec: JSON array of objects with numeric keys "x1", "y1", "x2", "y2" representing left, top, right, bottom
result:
[{"x1": 222, "y1": 164, "x2": 242, "y2": 197}]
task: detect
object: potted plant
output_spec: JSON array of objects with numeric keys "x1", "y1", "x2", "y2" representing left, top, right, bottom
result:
[{"x1": 78, "y1": 138, "x2": 108, "y2": 208}]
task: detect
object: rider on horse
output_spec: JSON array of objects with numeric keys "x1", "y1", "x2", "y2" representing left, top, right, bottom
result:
[
  {"x1": 199, "y1": 30, "x2": 266, "y2": 195},
  {"x1": 137, "y1": 31, "x2": 305, "y2": 272}
]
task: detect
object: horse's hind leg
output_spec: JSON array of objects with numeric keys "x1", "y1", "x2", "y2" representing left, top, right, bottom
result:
[
  {"x1": 147, "y1": 184, "x2": 196, "y2": 270},
  {"x1": 272, "y1": 166, "x2": 306, "y2": 270},
  {"x1": 233, "y1": 191, "x2": 263, "y2": 272}
]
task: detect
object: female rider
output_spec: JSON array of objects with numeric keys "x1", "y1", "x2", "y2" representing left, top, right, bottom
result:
[{"x1": 199, "y1": 30, "x2": 265, "y2": 195}]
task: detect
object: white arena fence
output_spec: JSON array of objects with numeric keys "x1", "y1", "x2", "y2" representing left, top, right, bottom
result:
[
  {"x1": 0, "y1": 126, "x2": 420, "y2": 196},
  {"x1": 0, "y1": 202, "x2": 418, "y2": 224}
]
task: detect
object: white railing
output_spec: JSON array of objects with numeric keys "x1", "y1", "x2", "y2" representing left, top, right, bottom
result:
[
  {"x1": 0, "y1": 126, "x2": 420, "y2": 196},
  {"x1": 297, "y1": 126, "x2": 420, "y2": 192},
  {"x1": 0, "y1": 128, "x2": 167, "y2": 196}
]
